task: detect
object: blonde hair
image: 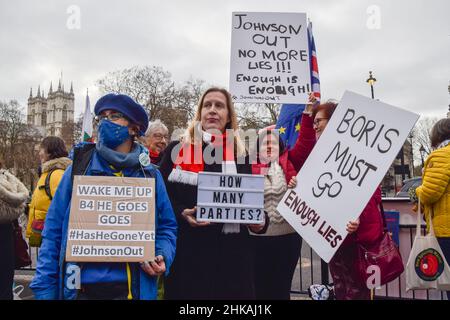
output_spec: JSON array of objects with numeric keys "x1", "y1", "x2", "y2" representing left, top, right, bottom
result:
[{"x1": 183, "y1": 87, "x2": 246, "y2": 156}]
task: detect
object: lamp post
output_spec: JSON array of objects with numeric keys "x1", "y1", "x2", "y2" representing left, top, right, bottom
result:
[
  {"x1": 408, "y1": 132, "x2": 414, "y2": 178},
  {"x1": 420, "y1": 145, "x2": 426, "y2": 167},
  {"x1": 366, "y1": 71, "x2": 377, "y2": 99}
]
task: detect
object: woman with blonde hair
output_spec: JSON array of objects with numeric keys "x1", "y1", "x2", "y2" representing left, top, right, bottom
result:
[{"x1": 160, "y1": 87, "x2": 268, "y2": 299}]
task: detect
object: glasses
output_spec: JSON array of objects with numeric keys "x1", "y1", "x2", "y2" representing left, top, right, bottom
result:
[
  {"x1": 313, "y1": 118, "x2": 328, "y2": 126},
  {"x1": 95, "y1": 112, "x2": 126, "y2": 123},
  {"x1": 153, "y1": 133, "x2": 169, "y2": 141}
]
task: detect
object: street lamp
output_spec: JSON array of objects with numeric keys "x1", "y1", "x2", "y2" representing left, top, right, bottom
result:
[
  {"x1": 408, "y1": 132, "x2": 414, "y2": 178},
  {"x1": 366, "y1": 71, "x2": 377, "y2": 99},
  {"x1": 419, "y1": 145, "x2": 426, "y2": 167}
]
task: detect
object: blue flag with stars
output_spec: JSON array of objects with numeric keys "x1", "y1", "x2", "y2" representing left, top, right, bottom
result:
[
  {"x1": 276, "y1": 104, "x2": 306, "y2": 149},
  {"x1": 276, "y1": 22, "x2": 320, "y2": 149}
]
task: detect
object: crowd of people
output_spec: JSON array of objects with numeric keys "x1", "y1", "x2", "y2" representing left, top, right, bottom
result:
[{"x1": 0, "y1": 88, "x2": 449, "y2": 300}]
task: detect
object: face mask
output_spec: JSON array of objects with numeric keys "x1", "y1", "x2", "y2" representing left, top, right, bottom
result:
[{"x1": 98, "y1": 119, "x2": 131, "y2": 149}]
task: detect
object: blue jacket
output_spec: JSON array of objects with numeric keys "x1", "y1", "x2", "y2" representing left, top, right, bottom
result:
[{"x1": 30, "y1": 150, "x2": 177, "y2": 300}]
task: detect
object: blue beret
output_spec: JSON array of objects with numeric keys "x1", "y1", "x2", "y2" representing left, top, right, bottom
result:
[{"x1": 94, "y1": 93, "x2": 149, "y2": 136}]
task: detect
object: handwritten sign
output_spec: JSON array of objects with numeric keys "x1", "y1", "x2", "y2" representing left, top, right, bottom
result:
[
  {"x1": 66, "y1": 176, "x2": 155, "y2": 262},
  {"x1": 229, "y1": 12, "x2": 311, "y2": 104},
  {"x1": 277, "y1": 91, "x2": 419, "y2": 262},
  {"x1": 197, "y1": 172, "x2": 265, "y2": 224}
]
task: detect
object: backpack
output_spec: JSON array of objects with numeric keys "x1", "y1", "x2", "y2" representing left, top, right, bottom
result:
[{"x1": 38, "y1": 169, "x2": 56, "y2": 200}]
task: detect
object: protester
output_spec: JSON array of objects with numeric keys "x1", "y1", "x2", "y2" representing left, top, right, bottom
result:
[
  {"x1": 26, "y1": 136, "x2": 72, "y2": 247},
  {"x1": 30, "y1": 93, "x2": 177, "y2": 300},
  {"x1": 298, "y1": 97, "x2": 384, "y2": 300},
  {"x1": 415, "y1": 118, "x2": 450, "y2": 299},
  {"x1": 141, "y1": 120, "x2": 171, "y2": 299},
  {"x1": 143, "y1": 120, "x2": 169, "y2": 166},
  {"x1": 250, "y1": 96, "x2": 316, "y2": 300},
  {"x1": 0, "y1": 162, "x2": 29, "y2": 300},
  {"x1": 159, "y1": 87, "x2": 268, "y2": 299}
]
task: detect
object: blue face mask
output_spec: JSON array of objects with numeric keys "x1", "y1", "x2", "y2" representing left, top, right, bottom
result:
[{"x1": 98, "y1": 119, "x2": 131, "y2": 149}]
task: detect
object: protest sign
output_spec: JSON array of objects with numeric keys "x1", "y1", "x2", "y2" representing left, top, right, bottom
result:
[
  {"x1": 66, "y1": 176, "x2": 155, "y2": 262},
  {"x1": 229, "y1": 12, "x2": 311, "y2": 104},
  {"x1": 197, "y1": 172, "x2": 265, "y2": 224},
  {"x1": 277, "y1": 91, "x2": 419, "y2": 262}
]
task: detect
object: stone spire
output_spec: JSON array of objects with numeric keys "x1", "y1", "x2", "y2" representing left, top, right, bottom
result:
[
  {"x1": 29, "y1": 87, "x2": 33, "y2": 98},
  {"x1": 70, "y1": 82, "x2": 73, "y2": 94},
  {"x1": 49, "y1": 81, "x2": 53, "y2": 94},
  {"x1": 58, "y1": 79, "x2": 61, "y2": 91},
  {"x1": 37, "y1": 85, "x2": 41, "y2": 97}
]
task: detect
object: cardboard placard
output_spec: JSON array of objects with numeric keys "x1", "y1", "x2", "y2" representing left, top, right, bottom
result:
[
  {"x1": 197, "y1": 172, "x2": 265, "y2": 224},
  {"x1": 229, "y1": 12, "x2": 311, "y2": 104},
  {"x1": 277, "y1": 91, "x2": 419, "y2": 262},
  {"x1": 66, "y1": 176, "x2": 155, "y2": 262}
]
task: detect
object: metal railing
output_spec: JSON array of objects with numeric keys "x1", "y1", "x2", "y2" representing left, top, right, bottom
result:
[
  {"x1": 290, "y1": 220, "x2": 446, "y2": 299},
  {"x1": 19, "y1": 201, "x2": 447, "y2": 300}
]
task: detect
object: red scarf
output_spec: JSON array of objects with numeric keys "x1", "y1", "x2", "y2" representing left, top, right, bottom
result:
[
  {"x1": 169, "y1": 133, "x2": 235, "y2": 185},
  {"x1": 149, "y1": 149, "x2": 161, "y2": 165},
  {"x1": 174, "y1": 134, "x2": 234, "y2": 171}
]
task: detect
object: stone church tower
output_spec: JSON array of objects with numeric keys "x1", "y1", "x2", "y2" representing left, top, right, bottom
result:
[{"x1": 27, "y1": 78, "x2": 74, "y2": 137}]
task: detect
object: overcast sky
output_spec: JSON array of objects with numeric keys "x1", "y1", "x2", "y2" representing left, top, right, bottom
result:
[{"x1": 0, "y1": 0, "x2": 449, "y2": 119}]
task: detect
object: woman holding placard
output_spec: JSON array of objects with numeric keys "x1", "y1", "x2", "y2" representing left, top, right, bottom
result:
[
  {"x1": 299, "y1": 95, "x2": 384, "y2": 300},
  {"x1": 250, "y1": 95, "x2": 316, "y2": 300},
  {"x1": 415, "y1": 118, "x2": 450, "y2": 299},
  {"x1": 159, "y1": 87, "x2": 268, "y2": 299}
]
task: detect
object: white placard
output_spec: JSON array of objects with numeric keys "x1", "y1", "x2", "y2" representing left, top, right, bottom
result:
[
  {"x1": 197, "y1": 172, "x2": 265, "y2": 224},
  {"x1": 277, "y1": 91, "x2": 419, "y2": 262},
  {"x1": 229, "y1": 12, "x2": 311, "y2": 104}
]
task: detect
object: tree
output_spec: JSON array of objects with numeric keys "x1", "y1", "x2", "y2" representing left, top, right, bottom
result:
[
  {"x1": 97, "y1": 66, "x2": 205, "y2": 133},
  {"x1": 236, "y1": 103, "x2": 281, "y2": 131},
  {"x1": 0, "y1": 100, "x2": 42, "y2": 189},
  {"x1": 410, "y1": 116, "x2": 439, "y2": 165}
]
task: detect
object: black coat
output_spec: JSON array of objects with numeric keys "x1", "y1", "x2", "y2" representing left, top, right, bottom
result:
[{"x1": 159, "y1": 141, "x2": 258, "y2": 299}]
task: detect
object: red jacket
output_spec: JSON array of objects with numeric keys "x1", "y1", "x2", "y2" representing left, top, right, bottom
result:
[
  {"x1": 252, "y1": 114, "x2": 316, "y2": 181},
  {"x1": 343, "y1": 187, "x2": 384, "y2": 246}
]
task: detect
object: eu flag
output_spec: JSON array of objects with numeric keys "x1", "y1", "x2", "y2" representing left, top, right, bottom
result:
[{"x1": 276, "y1": 104, "x2": 306, "y2": 149}]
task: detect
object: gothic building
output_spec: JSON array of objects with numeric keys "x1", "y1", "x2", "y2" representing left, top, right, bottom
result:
[{"x1": 27, "y1": 79, "x2": 74, "y2": 137}]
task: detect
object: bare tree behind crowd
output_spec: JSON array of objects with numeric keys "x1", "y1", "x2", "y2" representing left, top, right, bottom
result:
[
  {"x1": 411, "y1": 116, "x2": 439, "y2": 161},
  {"x1": 236, "y1": 103, "x2": 281, "y2": 131},
  {"x1": 96, "y1": 66, "x2": 206, "y2": 133},
  {"x1": 0, "y1": 100, "x2": 41, "y2": 189}
]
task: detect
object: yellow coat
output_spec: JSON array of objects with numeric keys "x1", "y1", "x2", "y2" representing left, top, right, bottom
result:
[
  {"x1": 416, "y1": 144, "x2": 450, "y2": 237},
  {"x1": 26, "y1": 157, "x2": 72, "y2": 238}
]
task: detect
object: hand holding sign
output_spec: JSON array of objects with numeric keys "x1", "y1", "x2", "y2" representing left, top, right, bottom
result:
[
  {"x1": 287, "y1": 176, "x2": 297, "y2": 189},
  {"x1": 182, "y1": 206, "x2": 211, "y2": 227},
  {"x1": 346, "y1": 218, "x2": 360, "y2": 234},
  {"x1": 305, "y1": 92, "x2": 319, "y2": 114},
  {"x1": 247, "y1": 214, "x2": 266, "y2": 233},
  {"x1": 140, "y1": 255, "x2": 166, "y2": 277}
]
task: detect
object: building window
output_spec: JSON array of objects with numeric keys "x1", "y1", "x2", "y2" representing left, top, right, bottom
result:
[
  {"x1": 62, "y1": 105, "x2": 68, "y2": 122},
  {"x1": 41, "y1": 110, "x2": 47, "y2": 126}
]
